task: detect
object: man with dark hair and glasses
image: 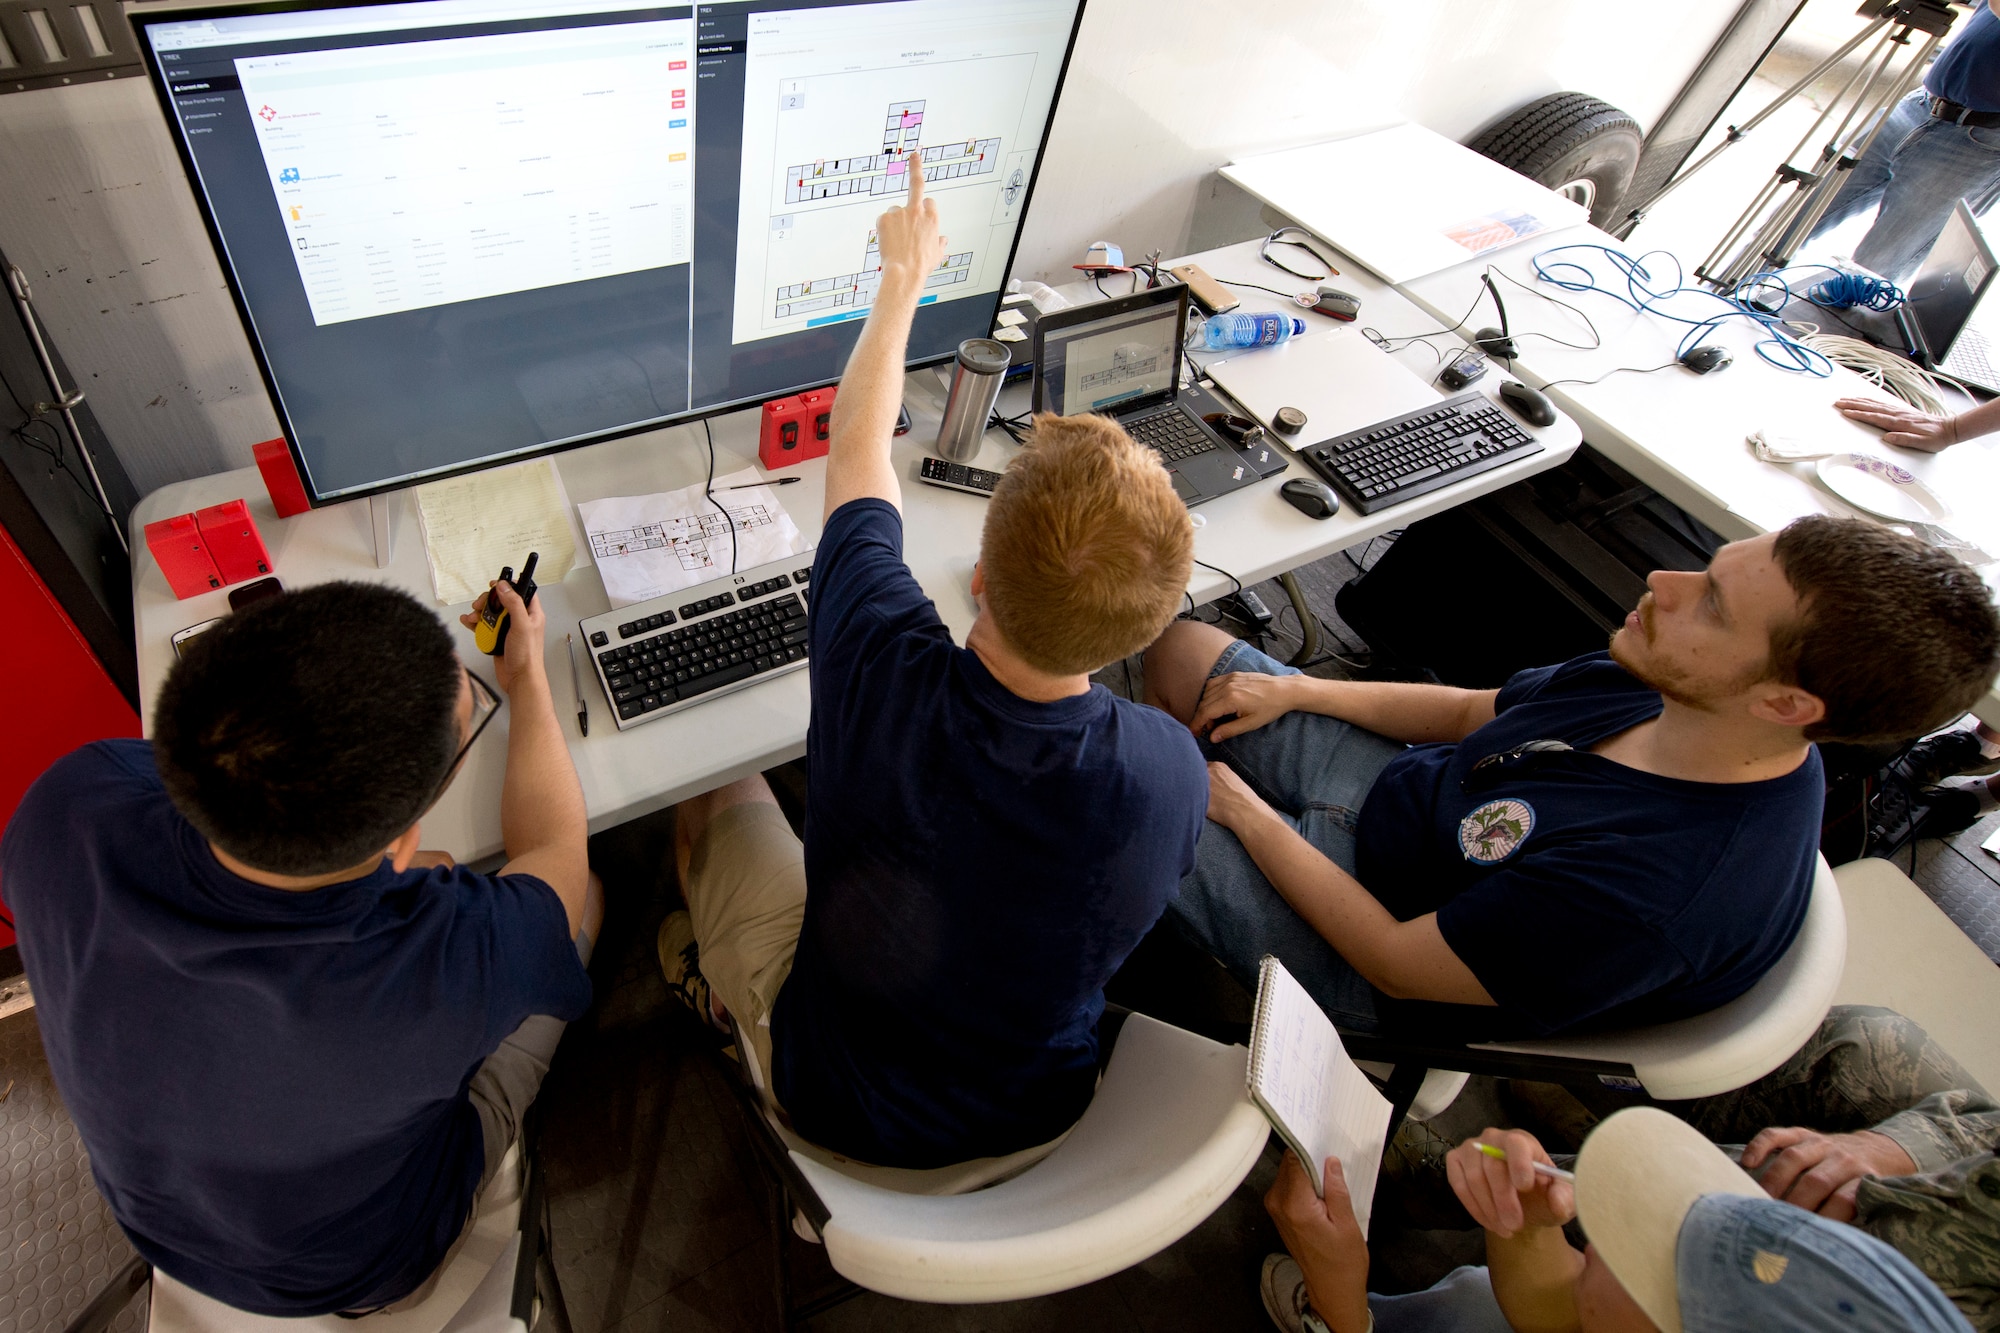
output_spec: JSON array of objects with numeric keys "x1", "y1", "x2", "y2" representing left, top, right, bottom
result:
[
  {"x1": 0, "y1": 578, "x2": 601, "y2": 1316},
  {"x1": 1144, "y1": 516, "x2": 2000, "y2": 1039}
]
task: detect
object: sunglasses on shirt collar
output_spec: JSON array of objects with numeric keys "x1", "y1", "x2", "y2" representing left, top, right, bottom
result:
[{"x1": 1461, "y1": 739, "x2": 1575, "y2": 794}]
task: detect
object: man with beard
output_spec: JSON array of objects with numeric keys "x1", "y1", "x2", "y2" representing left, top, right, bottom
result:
[{"x1": 1143, "y1": 517, "x2": 2000, "y2": 1038}]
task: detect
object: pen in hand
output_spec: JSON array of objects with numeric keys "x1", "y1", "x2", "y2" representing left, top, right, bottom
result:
[
  {"x1": 1475, "y1": 1142, "x2": 1575, "y2": 1182},
  {"x1": 565, "y1": 632, "x2": 589, "y2": 737}
]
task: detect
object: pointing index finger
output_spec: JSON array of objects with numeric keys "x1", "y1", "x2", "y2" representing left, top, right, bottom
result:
[{"x1": 906, "y1": 148, "x2": 925, "y2": 207}]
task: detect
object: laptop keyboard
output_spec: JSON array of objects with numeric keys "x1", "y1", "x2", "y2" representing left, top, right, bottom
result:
[
  {"x1": 1124, "y1": 408, "x2": 1220, "y2": 463},
  {"x1": 1944, "y1": 325, "x2": 1999, "y2": 387}
]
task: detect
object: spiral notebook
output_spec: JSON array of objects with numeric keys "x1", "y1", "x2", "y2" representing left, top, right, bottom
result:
[{"x1": 1248, "y1": 955, "x2": 1395, "y2": 1234}]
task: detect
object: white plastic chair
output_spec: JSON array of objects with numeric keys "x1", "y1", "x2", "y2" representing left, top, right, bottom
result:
[
  {"x1": 1345, "y1": 853, "x2": 1848, "y2": 1118},
  {"x1": 61, "y1": 1120, "x2": 568, "y2": 1333},
  {"x1": 719, "y1": 1011, "x2": 1270, "y2": 1316}
]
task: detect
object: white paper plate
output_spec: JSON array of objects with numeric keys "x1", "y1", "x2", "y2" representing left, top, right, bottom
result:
[{"x1": 1815, "y1": 453, "x2": 1952, "y2": 523}]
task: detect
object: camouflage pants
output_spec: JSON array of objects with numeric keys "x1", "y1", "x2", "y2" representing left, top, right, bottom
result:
[
  {"x1": 1576, "y1": 1004, "x2": 1987, "y2": 1142},
  {"x1": 1672, "y1": 1000, "x2": 1984, "y2": 1136},
  {"x1": 1381, "y1": 1006, "x2": 1980, "y2": 1225}
]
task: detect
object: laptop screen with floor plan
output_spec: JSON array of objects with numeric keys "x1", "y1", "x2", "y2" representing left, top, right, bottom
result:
[
  {"x1": 135, "y1": 0, "x2": 1084, "y2": 503},
  {"x1": 1036, "y1": 289, "x2": 1183, "y2": 416}
]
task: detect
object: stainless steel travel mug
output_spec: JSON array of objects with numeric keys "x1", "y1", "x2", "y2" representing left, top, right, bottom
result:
[{"x1": 934, "y1": 338, "x2": 1011, "y2": 462}]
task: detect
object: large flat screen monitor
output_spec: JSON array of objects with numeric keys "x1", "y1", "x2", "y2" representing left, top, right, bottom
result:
[{"x1": 134, "y1": 0, "x2": 1084, "y2": 503}]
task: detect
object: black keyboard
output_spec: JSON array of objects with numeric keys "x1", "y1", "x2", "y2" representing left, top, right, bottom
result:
[
  {"x1": 1298, "y1": 392, "x2": 1542, "y2": 514},
  {"x1": 1123, "y1": 406, "x2": 1220, "y2": 463},
  {"x1": 577, "y1": 552, "x2": 815, "y2": 730}
]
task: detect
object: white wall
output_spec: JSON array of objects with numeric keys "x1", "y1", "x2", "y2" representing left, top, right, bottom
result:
[
  {"x1": 1013, "y1": 0, "x2": 1747, "y2": 278},
  {"x1": 0, "y1": 0, "x2": 1744, "y2": 497}
]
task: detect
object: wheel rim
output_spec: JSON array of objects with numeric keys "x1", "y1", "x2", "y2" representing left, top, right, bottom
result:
[{"x1": 1557, "y1": 177, "x2": 1597, "y2": 213}]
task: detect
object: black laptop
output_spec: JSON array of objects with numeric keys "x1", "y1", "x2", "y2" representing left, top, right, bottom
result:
[
  {"x1": 1032, "y1": 283, "x2": 1285, "y2": 505},
  {"x1": 1896, "y1": 199, "x2": 2000, "y2": 394}
]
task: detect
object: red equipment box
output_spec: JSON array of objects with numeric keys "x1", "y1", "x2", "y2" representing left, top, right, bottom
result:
[
  {"x1": 253, "y1": 437, "x2": 311, "y2": 517},
  {"x1": 195, "y1": 499, "x2": 274, "y2": 584},
  {"x1": 757, "y1": 386, "x2": 837, "y2": 471},
  {"x1": 143, "y1": 513, "x2": 224, "y2": 599}
]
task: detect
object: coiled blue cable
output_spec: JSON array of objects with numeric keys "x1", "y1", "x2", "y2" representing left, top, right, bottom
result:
[
  {"x1": 1735, "y1": 264, "x2": 1904, "y2": 312},
  {"x1": 1529, "y1": 244, "x2": 1835, "y2": 376}
]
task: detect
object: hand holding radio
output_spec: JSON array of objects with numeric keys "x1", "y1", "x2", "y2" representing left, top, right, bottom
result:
[{"x1": 461, "y1": 552, "x2": 543, "y2": 694}]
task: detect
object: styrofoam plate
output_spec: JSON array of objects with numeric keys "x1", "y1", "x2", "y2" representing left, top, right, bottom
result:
[{"x1": 1815, "y1": 453, "x2": 1951, "y2": 523}]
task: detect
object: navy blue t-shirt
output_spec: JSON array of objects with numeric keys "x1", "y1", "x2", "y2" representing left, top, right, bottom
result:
[
  {"x1": 1356, "y1": 653, "x2": 1822, "y2": 1038},
  {"x1": 1928, "y1": 4, "x2": 2000, "y2": 113},
  {"x1": 772, "y1": 499, "x2": 1207, "y2": 1168},
  {"x1": 0, "y1": 740, "x2": 591, "y2": 1316}
]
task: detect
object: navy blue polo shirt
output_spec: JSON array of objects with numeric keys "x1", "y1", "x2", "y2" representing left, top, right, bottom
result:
[
  {"x1": 1356, "y1": 653, "x2": 1822, "y2": 1038},
  {"x1": 772, "y1": 499, "x2": 1208, "y2": 1168},
  {"x1": 1928, "y1": 3, "x2": 2000, "y2": 113},
  {"x1": 0, "y1": 740, "x2": 591, "y2": 1316}
]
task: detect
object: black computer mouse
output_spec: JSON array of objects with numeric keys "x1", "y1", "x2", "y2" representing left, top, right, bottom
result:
[
  {"x1": 1280, "y1": 477, "x2": 1339, "y2": 519},
  {"x1": 1497, "y1": 379, "x2": 1557, "y2": 427},
  {"x1": 1680, "y1": 345, "x2": 1733, "y2": 374}
]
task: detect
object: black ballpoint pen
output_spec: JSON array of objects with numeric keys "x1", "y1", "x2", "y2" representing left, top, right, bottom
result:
[
  {"x1": 565, "y1": 632, "x2": 589, "y2": 736},
  {"x1": 723, "y1": 476, "x2": 802, "y2": 489}
]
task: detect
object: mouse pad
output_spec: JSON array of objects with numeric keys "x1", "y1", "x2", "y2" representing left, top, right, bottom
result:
[{"x1": 1207, "y1": 330, "x2": 1445, "y2": 452}]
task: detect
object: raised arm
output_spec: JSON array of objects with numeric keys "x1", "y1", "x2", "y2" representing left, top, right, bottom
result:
[
  {"x1": 462, "y1": 580, "x2": 589, "y2": 935},
  {"x1": 824, "y1": 152, "x2": 948, "y2": 519}
]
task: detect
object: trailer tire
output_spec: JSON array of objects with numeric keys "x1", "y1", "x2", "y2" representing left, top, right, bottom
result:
[{"x1": 1468, "y1": 92, "x2": 1643, "y2": 229}]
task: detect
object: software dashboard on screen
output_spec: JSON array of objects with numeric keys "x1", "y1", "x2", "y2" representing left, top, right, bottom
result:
[{"x1": 136, "y1": 0, "x2": 1084, "y2": 502}]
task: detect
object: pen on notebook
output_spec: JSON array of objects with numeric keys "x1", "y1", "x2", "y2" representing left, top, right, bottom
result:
[
  {"x1": 1475, "y1": 1142, "x2": 1575, "y2": 1182},
  {"x1": 565, "y1": 632, "x2": 588, "y2": 737},
  {"x1": 723, "y1": 476, "x2": 801, "y2": 489}
]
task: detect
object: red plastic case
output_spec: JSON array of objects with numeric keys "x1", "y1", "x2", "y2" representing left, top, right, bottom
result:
[
  {"x1": 144, "y1": 513, "x2": 225, "y2": 599},
  {"x1": 195, "y1": 499, "x2": 274, "y2": 584},
  {"x1": 253, "y1": 437, "x2": 311, "y2": 517},
  {"x1": 756, "y1": 386, "x2": 837, "y2": 471}
]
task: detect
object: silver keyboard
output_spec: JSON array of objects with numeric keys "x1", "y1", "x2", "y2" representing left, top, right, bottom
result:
[
  {"x1": 577, "y1": 550, "x2": 815, "y2": 730},
  {"x1": 1943, "y1": 324, "x2": 2000, "y2": 390}
]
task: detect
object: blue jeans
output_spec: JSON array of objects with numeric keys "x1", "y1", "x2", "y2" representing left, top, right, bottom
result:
[
  {"x1": 1809, "y1": 89, "x2": 2000, "y2": 282},
  {"x1": 1165, "y1": 640, "x2": 1405, "y2": 1032},
  {"x1": 1370, "y1": 1266, "x2": 1512, "y2": 1333}
]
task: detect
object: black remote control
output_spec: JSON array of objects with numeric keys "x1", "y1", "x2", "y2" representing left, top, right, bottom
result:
[{"x1": 917, "y1": 455, "x2": 1003, "y2": 497}]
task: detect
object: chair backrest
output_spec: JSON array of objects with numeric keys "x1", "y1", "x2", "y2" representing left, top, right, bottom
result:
[
  {"x1": 147, "y1": 1146, "x2": 525, "y2": 1333},
  {"x1": 1475, "y1": 853, "x2": 1847, "y2": 1101},
  {"x1": 786, "y1": 1012, "x2": 1270, "y2": 1305}
]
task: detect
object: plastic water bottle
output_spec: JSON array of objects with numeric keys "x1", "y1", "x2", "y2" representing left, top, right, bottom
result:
[{"x1": 1201, "y1": 311, "x2": 1308, "y2": 351}]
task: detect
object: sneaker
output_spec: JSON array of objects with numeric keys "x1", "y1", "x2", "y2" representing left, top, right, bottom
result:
[
  {"x1": 1260, "y1": 1254, "x2": 1334, "y2": 1333},
  {"x1": 656, "y1": 910, "x2": 727, "y2": 1035},
  {"x1": 1375, "y1": 1117, "x2": 1469, "y2": 1230},
  {"x1": 1942, "y1": 773, "x2": 2000, "y2": 816},
  {"x1": 1914, "y1": 786, "x2": 1984, "y2": 839},
  {"x1": 1897, "y1": 729, "x2": 2000, "y2": 790}
]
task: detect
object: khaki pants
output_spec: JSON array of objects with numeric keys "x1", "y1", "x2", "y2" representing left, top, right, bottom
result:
[
  {"x1": 681, "y1": 801, "x2": 808, "y2": 1093},
  {"x1": 371, "y1": 926, "x2": 595, "y2": 1314}
]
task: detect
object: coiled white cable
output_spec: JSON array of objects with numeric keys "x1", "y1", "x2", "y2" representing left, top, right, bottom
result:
[{"x1": 1791, "y1": 328, "x2": 1958, "y2": 415}]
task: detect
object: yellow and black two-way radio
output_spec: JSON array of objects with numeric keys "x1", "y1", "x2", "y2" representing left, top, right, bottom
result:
[{"x1": 474, "y1": 551, "x2": 539, "y2": 656}]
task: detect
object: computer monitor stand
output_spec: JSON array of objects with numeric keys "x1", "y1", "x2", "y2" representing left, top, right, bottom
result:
[{"x1": 371, "y1": 493, "x2": 394, "y2": 568}]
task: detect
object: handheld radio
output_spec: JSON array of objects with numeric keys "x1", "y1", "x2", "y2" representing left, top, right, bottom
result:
[{"x1": 474, "y1": 551, "x2": 539, "y2": 656}]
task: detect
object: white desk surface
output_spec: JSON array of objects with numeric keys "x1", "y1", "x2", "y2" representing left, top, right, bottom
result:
[
  {"x1": 130, "y1": 238, "x2": 1579, "y2": 862},
  {"x1": 1383, "y1": 222, "x2": 2000, "y2": 728},
  {"x1": 1219, "y1": 124, "x2": 1586, "y2": 286}
]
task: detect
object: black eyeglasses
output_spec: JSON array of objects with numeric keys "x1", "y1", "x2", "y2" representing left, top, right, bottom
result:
[
  {"x1": 426, "y1": 668, "x2": 503, "y2": 811},
  {"x1": 1261, "y1": 226, "x2": 1339, "y2": 282},
  {"x1": 1462, "y1": 739, "x2": 1574, "y2": 794}
]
